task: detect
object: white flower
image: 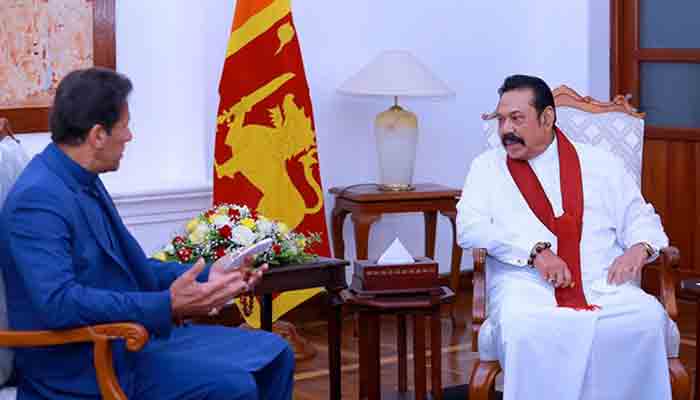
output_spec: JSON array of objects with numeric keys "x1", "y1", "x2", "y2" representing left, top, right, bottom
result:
[
  {"x1": 256, "y1": 219, "x2": 274, "y2": 236},
  {"x1": 211, "y1": 214, "x2": 229, "y2": 228},
  {"x1": 234, "y1": 205, "x2": 251, "y2": 218},
  {"x1": 164, "y1": 243, "x2": 174, "y2": 253},
  {"x1": 231, "y1": 225, "x2": 256, "y2": 246}
]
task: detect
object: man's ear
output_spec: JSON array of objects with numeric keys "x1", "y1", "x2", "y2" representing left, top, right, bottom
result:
[
  {"x1": 86, "y1": 124, "x2": 107, "y2": 148},
  {"x1": 540, "y1": 106, "x2": 555, "y2": 130}
]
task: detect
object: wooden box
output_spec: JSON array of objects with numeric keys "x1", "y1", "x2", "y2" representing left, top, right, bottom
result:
[{"x1": 353, "y1": 257, "x2": 439, "y2": 293}]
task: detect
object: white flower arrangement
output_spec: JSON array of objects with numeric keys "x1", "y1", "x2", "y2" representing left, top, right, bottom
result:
[{"x1": 153, "y1": 204, "x2": 320, "y2": 266}]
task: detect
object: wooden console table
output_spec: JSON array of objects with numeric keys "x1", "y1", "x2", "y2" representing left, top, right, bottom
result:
[{"x1": 329, "y1": 183, "x2": 463, "y2": 324}]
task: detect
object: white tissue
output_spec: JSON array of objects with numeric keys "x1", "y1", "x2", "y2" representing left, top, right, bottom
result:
[{"x1": 377, "y1": 238, "x2": 414, "y2": 265}]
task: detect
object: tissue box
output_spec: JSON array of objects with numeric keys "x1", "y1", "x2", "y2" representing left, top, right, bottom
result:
[{"x1": 353, "y1": 257, "x2": 439, "y2": 292}]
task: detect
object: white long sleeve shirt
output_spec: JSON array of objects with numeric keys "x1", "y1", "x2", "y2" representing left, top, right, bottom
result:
[
  {"x1": 0, "y1": 137, "x2": 29, "y2": 209},
  {"x1": 456, "y1": 136, "x2": 668, "y2": 287}
]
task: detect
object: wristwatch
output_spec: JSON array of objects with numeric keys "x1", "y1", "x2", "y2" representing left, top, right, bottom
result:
[
  {"x1": 639, "y1": 242, "x2": 657, "y2": 259},
  {"x1": 527, "y1": 241, "x2": 552, "y2": 267}
]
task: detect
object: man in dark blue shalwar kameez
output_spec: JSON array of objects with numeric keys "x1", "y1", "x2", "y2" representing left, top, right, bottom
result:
[{"x1": 0, "y1": 67, "x2": 294, "y2": 400}]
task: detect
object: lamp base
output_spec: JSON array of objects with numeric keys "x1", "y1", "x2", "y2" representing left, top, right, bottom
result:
[
  {"x1": 378, "y1": 183, "x2": 415, "y2": 192},
  {"x1": 375, "y1": 104, "x2": 418, "y2": 193}
]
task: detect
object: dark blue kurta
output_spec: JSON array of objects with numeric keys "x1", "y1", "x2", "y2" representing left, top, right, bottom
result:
[{"x1": 0, "y1": 143, "x2": 293, "y2": 399}]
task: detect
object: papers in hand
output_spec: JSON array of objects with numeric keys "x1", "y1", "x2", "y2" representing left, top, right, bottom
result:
[
  {"x1": 223, "y1": 238, "x2": 274, "y2": 270},
  {"x1": 377, "y1": 238, "x2": 414, "y2": 265}
]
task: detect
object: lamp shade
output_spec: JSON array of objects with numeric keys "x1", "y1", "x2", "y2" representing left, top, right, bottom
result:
[{"x1": 337, "y1": 50, "x2": 454, "y2": 98}]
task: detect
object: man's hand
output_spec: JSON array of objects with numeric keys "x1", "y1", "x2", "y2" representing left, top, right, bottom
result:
[
  {"x1": 0, "y1": 118, "x2": 14, "y2": 141},
  {"x1": 209, "y1": 254, "x2": 267, "y2": 290},
  {"x1": 533, "y1": 249, "x2": 573, "y2": 288},
  {"x1": 607, "y1": 243, "x2": 648, "y2": 285},
  {"x1": 170, "y1": 258, "x2": 249, "y2": 320},
  {"x1": 206, "y1": 255, "x2": 268, "y2": 314}
]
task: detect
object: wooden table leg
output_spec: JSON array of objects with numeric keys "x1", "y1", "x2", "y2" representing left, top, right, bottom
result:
[
  {"x1": 328, "y1": 293, "x2": 343, "y2": 400},
  {"x1": 431, "y1": 308, "x2": 443, "y2": 400},
  {"x1": 359, "y1": 312, "x2": 381, "y2": 400},
  {"x1": 694, "y1": 297, "x2": 700, "y2": 400},
  {"x1": 331, "y1": 207, "x2": 349, "y2": 259},
  {"x1": 423, "y1": 211, "x2": 437, "y2": 258},
  {"x1": 358, "y1": 311, "x2": 368, "y2": 400},
  {"x1": 441, "y1": 209, "x2": 464, "y2": 328},
  {"x1": 397, "y1": 315, "x2": 408, "y2": 393},
  {"x1": 261, "y1": 293, "x2": 273, "y2": 331},
  {"x1": 413, "y1": 314, "x2": 427, "y2": 400},
  {"x1": 351, "y1": 212, "x2": 380, "y2": 260}
]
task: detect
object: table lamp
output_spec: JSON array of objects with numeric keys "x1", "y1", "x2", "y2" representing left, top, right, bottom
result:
[{"x1": 338, "y1": 50, "x2": 454, "y2": 191}]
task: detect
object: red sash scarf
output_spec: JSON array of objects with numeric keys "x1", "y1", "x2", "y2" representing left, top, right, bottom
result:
[{"x1": 507, "y1": 127, "x2": 595, "y2": 310}]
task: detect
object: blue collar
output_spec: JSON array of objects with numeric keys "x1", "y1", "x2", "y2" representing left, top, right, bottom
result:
[{"x1": 42, "y1": 143, "x2": 99, "y2": 191}]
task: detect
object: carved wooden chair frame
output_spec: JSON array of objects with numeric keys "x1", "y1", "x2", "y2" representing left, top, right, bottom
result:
[{"x1": 0, "y1": 323, "x2": 148, "y2": 399}]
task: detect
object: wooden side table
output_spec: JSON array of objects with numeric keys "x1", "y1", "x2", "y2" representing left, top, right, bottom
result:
[
  {"x1": 329, "y1": 183, "x2": 463, "y2": 325},
  {"x1": 254, "y1": 257, "x2": 349, "y2": 400},
  {"x1": 341, "y1": 287, "x2": 455, "y2": 400},
  {"x1": 196, "y1": 257, "x2": 349, "y2": 400}
]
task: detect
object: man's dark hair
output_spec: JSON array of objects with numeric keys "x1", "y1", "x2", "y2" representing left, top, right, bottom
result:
[
  {"x1": 50, "y1": 67, "x2": 133, "y2": 145},
  {"x1": 498, "y1": 74, "x2": 556, "y2": 123}
]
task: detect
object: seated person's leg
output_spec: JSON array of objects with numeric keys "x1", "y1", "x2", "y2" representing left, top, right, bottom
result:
[
  {"x1": 583, "y1": 285, "x2": 671, "y2": 400},
  {"x1": 132, "y1": 325, "x2": 293, "y2": 400},
  {"x1": 488, "y1": 276, "x2": 558, "y2": 359},
  {"x1": 487, "y1": 277, "x2": 597, "y2": 400},
  {"x1": 254, "y1": 345, "x2": 295, "y2": 400}
]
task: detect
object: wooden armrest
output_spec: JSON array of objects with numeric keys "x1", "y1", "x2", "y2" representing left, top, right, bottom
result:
[
  {"x1": 0, "y1": 322, "x2": 149, "y2": 400},
  {"x1": 0, "y1": 322, "x2": 148, "y2": 351},
  {"x1": 471, "y1": 248, "x2": 487, "y2": 352},
  {"x1": 642, "y1": 246, "x2": 680, "y2": 321}
]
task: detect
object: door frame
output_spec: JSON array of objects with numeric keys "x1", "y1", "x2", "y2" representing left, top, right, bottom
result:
[{"x1": 611, "y1": 0, "x2": 700, "y2": 128}]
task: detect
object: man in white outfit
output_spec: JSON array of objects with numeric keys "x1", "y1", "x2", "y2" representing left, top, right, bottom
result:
[{"x1": 457, "y1": 75, "x2": 672, "y2": 399}]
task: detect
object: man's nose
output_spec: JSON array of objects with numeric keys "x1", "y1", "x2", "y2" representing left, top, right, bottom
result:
[{"x1": 500, "y1": 118, "x2": 514, "y2": 134}]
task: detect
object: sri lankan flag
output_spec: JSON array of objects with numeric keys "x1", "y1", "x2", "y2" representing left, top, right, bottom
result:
[{"x1": 213, "y1": 0, "x2": 331, "y2": 328}]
